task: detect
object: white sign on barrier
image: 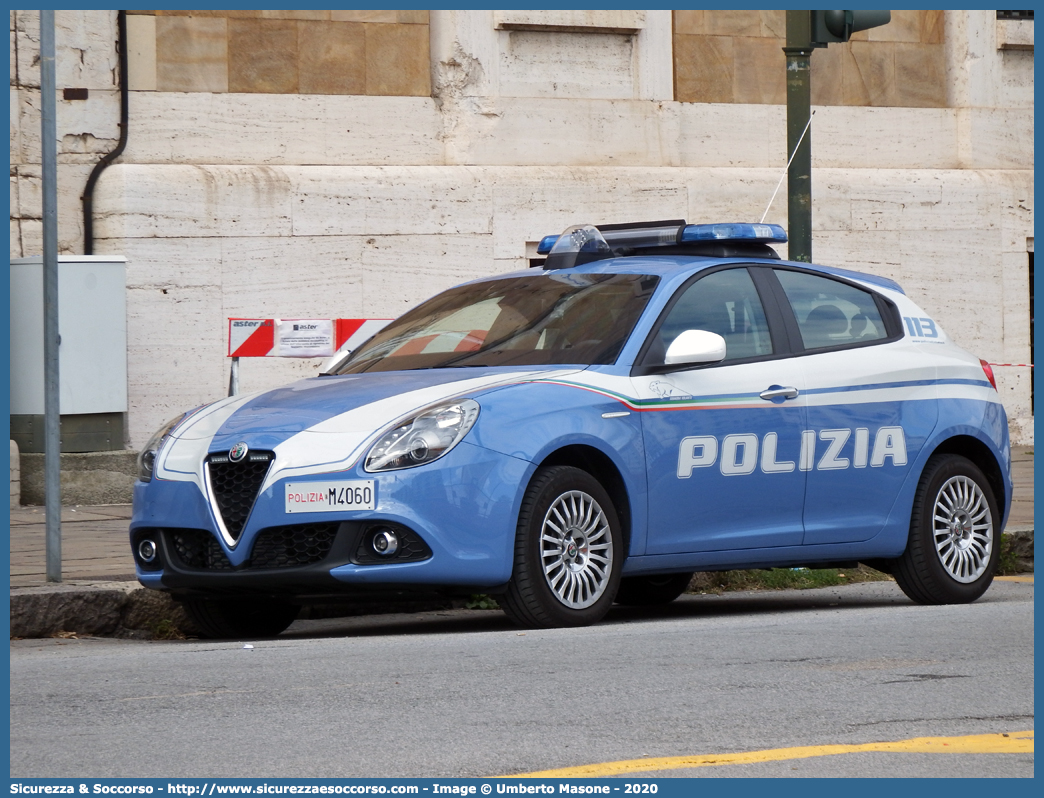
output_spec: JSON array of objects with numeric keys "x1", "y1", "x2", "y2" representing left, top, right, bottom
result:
[{"x1": 275, "y1": 318, "x2": 334, "y2": 358}]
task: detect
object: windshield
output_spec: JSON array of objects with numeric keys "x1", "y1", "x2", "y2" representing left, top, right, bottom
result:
[{"x1": 334, "y1": 273, "x2": 659, "y2": 373}]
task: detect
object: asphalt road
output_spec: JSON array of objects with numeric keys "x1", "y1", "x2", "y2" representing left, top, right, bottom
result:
[{"x1": 10, "y1": 580, "x2": 1034, "y2": 778}]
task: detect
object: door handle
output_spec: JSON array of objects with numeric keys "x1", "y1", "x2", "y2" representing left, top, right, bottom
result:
[{"x1": 760, "y1": 385, "x2": 799, "y2": 402}]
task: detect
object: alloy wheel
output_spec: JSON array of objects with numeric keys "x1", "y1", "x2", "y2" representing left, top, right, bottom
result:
[
  {"x1": 932, "y1": 475, "x2": 993, "y2": 583},
  {"x1": 539, "y1": 490, "x2": 614, "y2": 609}
]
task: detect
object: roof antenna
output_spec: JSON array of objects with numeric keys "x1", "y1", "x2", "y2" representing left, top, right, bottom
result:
[{"x1": 760, "y1": 109, "x2": 815, "y2": 224}]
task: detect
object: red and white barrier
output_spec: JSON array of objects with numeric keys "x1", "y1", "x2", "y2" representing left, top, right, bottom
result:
[
  {"x1": 226, "y1": 317, "x2": 391, "y2": 396},
  {"x1": 228, "y1": 318, "x2": 391, "y2": 358}
]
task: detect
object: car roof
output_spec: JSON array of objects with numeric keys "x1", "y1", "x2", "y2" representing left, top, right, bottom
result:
[{"x1": 479, "y1": 254, "x2": 905, "y2": 295}]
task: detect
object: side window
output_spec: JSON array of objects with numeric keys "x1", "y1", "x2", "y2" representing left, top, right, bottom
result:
[
  {"x1": 657, "y1": 268, "x2": 773, "y2": 363},
  {"x1": 775, "y1": 270, "x2": 887, "y2": 351}
]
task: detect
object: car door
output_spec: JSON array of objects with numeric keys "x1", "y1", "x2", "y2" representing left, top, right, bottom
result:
[
  {"x1": 631, "y1": 266, "x2": 808, "y2": 554},
  {"x1": 767, "y1": 267, "x2": 937, "y2": 545}
]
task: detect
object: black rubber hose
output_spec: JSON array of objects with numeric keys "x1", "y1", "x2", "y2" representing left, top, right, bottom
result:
[{"x1": 82, "y1": 9, "x2": 128, "y2": 255}]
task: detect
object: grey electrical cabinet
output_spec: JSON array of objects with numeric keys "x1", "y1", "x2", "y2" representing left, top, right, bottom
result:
[{"x1": 9, "y1": 255, "x2": 128, "y2": 452}]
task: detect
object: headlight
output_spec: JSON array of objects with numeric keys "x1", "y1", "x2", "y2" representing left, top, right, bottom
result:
[
  {"x1": 137, "y1": 412, "x2": 189, "y2": 482},
  {"x1": 365, "y1": 399, "x2": 480, "y2": 473}
]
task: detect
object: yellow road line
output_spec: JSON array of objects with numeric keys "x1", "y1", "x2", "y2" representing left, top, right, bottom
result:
[
  {"x1": 996, "y1": 575, "x2": 1034, "y2": 583},
  {"x1": 503, "y1": 731, "x2": 1034, "y2": 778}
]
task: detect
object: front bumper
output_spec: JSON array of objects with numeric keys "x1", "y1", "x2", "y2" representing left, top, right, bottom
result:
[{"x1": 131, "y1": 440, "x2": 532, "y2": 598}]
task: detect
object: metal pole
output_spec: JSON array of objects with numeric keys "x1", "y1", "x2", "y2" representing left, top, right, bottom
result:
[
  {"x1": 40, "y1": 10, "x2": 62, "y2": 582},
  {"x1": 228, "y1": 357, "x2": 240, "y2": 397},
  {"x1": 784, "y1": 10, "x2": 814, "y2": 264}
]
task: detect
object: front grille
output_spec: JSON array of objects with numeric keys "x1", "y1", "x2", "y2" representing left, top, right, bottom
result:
[
  {"x1": 206, "y1": 450, "x2": 274, "y2": 542},
  {"x1": 249, "y1": 523, "x2": 339, "y2": 569},
  {"x1": 159, "y1": 523, "x2": 431, "y2": 573},
  {"x1": 168, "y1": 528, "x2": 235, "y2": 571}
]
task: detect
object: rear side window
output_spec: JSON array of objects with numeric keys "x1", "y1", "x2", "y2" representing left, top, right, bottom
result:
[{"x1": 775, "y1": 270, "x2": 887, "y2": 350}]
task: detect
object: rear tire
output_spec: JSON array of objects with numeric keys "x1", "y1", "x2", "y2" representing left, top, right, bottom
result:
[
  {"x1": 890, "y1": 454, "x2": 1000, "y2": 605},
  {"x1": 501, "y1": 466, "x2": 623, "y2": 629},
  {"x1": 184, "y1": 597, "x2": 299, "y2": 639},
  {"x1": 614, "y1": 573, "x2": 693, "y2": 606}
]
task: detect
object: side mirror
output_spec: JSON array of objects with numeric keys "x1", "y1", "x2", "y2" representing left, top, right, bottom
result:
[
  {"x1": 319, "y1": 348, "x2": 352, "y2": 375},
  {"x1": 664, "y1": 330, "x2": 726, "y2": 366}
]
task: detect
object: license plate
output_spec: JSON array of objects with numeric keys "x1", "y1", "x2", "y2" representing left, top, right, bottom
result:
[{"x1": 285, "y1": 481, "x2": 376, "y2": 513}]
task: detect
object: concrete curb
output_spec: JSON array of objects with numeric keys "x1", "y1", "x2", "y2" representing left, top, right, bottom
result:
[
  {"x1": 10, "y1": 581, "x2": 196, "y2": 639},
  {"x1": 1004, "y1": 526, "x2": 1034, "y2": 572},
  {"x1": 9, "y1": 582, "x2": 474, "y2": 639}
]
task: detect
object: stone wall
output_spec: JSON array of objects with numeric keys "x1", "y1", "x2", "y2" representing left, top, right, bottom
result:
[
  {"x1": 125, "y1": 10, "x2": 431, "y2": 96},
  {"x1": 10, "y1": 9, "x2": 121, "y2": 256},
  {"x1": 19, "y1": 450, "x2": 137, "y2": 506},
  {"x1": 10, "y1": 440, "x2": 20, "y2": 508},
  {"x1": 9, "y1": 10, "x2": 1034, "y2": 447},
  {"x1": 673, "y1": 10, "x2": 947, "y2": 107}
]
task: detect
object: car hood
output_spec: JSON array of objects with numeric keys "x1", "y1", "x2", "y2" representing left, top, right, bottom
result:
[{"x1": 155, "y1": 367, "x2": 581, "y2": 492}]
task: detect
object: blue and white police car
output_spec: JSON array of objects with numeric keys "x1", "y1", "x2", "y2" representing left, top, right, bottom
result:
[{"x1": 131, "y1": 220, "x2": 1011, "y2": 637}]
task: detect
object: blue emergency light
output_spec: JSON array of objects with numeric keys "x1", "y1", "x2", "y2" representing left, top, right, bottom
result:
[
  {"x1": 680, "y1": 222, "x2": 787, "y2": 244},
  {"x1": 537, "y1": 234, "x2": 559, "y2": 253}
]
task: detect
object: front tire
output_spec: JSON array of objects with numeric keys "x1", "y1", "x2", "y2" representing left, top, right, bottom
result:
[
  {"x1": 614, "y1": 573, "x2": 693, "y2": 606},
  {"x1": 890, "y1": 454, "x2": 1000, "y2": 605},
  {"x1": 501, "y1": 466, "x2": 623, "y2": 628},
  {"x1": 183, "y1": 597, "x2": 299, "y2": 639}
]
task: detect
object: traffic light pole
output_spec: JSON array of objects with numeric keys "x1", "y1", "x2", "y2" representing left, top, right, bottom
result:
[
  {"x1": 784, "y1": 11, "x2": 814, "y2": 264},
  {"x1": 781, "y1": 10, "x2": 890, "y2": 263}
]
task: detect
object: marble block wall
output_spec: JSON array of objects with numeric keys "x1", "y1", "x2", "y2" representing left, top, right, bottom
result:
[
  {"x1": 10, "y1": 9, "x2": 121, "y2": 255},
  {"x1": 126, "y1": 10, "x2": 431, "y2": 96},
  {"x1": 673, "y1": 10, "x2": 947, "y2": 107}
]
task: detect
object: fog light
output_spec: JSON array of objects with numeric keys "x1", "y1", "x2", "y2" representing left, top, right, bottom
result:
[
  {"x1": 138, "y1": 538, "x2": 157, "y2": 563},
  {"x1": 371, "y1": 529, "x2": 399, "y2": 557}
]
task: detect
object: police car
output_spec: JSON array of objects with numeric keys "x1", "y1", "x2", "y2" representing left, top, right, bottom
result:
[{"x1": 131, "y1": 221, "x2": 1011, "y2": 637}]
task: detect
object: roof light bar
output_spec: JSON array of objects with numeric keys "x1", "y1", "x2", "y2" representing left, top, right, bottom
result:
[{"x1": 536, "y1": 220, "x2": 787, "y2": 255}]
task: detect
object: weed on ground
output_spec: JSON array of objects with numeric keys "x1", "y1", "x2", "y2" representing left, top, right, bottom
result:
[{"x1": 687, "y1": 564, "x2": 892, "y2": 594}]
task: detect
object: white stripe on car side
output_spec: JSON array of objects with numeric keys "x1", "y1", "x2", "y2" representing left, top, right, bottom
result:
[{"x1": 541, "y1": 362, "x2": 991, "y2": 411}]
